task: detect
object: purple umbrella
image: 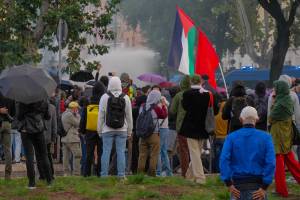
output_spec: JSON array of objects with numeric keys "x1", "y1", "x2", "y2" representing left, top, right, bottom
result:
[{"x1": 137, "y1": 73, "x2": 167, "y2": 84}]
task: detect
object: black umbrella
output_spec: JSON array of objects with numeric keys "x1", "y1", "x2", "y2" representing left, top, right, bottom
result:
[
  {"x1": 70, "y1": 71, "x2": 94, "y2": 82},
  {"x1": 0, "y1": 64, "x2": 57, "y2": 104},
  {"x1": 59, "y1": 80, "x2": 74, "y2": 92}
]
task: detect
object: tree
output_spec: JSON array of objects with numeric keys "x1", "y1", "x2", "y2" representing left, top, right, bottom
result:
[
  {"x1": 0, "y1": 0, "x2": 120, "y2": 73},
  {"x1": 258, "y1": 0, "x2": 300, "y2": 83}
]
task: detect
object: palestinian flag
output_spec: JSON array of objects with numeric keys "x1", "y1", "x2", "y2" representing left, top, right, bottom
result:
[{"x1": 168, "y1": 6, "x2": 197, "y2": 75}]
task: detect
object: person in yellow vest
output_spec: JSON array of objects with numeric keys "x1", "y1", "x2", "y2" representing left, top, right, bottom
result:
[
  {"x1": 79, "y1": 81, "x2": 106, "y2": 177},
  {"x1": 121, "y1": 73, "x2": 136, "y2": 101},
  {"x1": 213, "y1": 100, "x2": 228, "y2": 173}
]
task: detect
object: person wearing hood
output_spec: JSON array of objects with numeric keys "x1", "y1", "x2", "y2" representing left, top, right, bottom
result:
[
  {"x1": 180, "y1": 75, "x2": 211, "y2": 184},
  {"x1": 269, "y1": 80, "x2": 300, "y2": 197},
  {"x1": 137, "y1": 90, "x2": 168, "y2": 176},
  {"x1": 61, "y1": 101, "x2": 82, "y2": 176},
  {"x1": 80, "y1": 81, "x2": 106, "y2": 177},
  {"x1": 268, "y1": 75, "x2": 300, "y2": 131},
  {"x1": 170, "y1": 75, "x2": 191, "y2": 177},
  {"x1": 97, "y1": 76, "x2": 133, "y2": 178},
  {"x1": 222, "y1": 82, "x2": 254, "y2": 133}
]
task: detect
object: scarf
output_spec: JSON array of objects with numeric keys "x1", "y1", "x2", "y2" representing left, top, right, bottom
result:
[
  {"x1": 270, "y1": 80, "x2": 293, "y2": 121},
  {"x1": 146, "y1": 90, "x2": 161, "y2": 110}
]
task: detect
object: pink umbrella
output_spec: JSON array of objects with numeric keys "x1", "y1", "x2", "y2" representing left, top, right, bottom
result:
[
  {"x1": 216, "y1": 87, "x2": 226, "y2": 93},
  {"x1": 137, "y1": 73, "x2": 167, "y2": 84},
  {"x1": 159, "y1": 81, "x2": 176, "y2": 88}
]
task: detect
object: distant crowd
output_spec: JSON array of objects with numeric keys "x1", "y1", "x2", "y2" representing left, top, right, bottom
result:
[{"x1": 1, "y1": 72, "x2": 300, "y2": 199}]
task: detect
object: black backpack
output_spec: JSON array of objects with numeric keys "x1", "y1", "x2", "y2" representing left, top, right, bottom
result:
[
  {"x1": 136, "y1": 105, "x2": 157, "y2": 138},
  {"x1": 253, "y1": 94, "x2": 268, "y2": 123},
  {"x1": 106, "y1": 92, "x2": 126, "y2": 129}
]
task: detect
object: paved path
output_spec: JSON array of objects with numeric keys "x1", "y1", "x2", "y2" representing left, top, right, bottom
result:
[{"x1": 0, "y1": 162, "x2": 64, "y2": 178}]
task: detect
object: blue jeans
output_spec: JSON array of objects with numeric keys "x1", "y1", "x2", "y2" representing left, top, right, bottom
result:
[
  {"x1": 213, "y1": 138, "x2": 224, "y2": 173},
  {"x1": 101, "y1": 132, "x2": 127, "y2": 177},
  {"x1": 157, "y1": 128, "x2": 173, "y2": 176},
  {"x1": 80, "y1": 135, "x2": 87, "y2": 175},
  {"x1": 11, "y1": 129, "x2": 22, "y2": 162},
  {"x1": 230, "y1": 190, "x2": 267, "y2": 200}
]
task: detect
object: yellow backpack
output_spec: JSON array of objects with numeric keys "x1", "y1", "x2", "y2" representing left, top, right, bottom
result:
[{"x1": 86, "y1": 104, "x2": 99, "y2": 131}]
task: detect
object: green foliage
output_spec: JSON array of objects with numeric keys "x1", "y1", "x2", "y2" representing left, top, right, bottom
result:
[{"x1": 0, "y1": 0, "x2": 120, "y2": 72}]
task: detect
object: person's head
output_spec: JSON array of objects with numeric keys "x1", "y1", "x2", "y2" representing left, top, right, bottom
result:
[
  {"x1": 108, "y1": 76, "x2": 122, "y2": 92},
  {"x1": 68, "y1": 101, "x2": 79, "y2": 113},
  {"x1": 151, "y1": 85, "x2": 161, "y2": 92},
  {"x1": 202, "y1": 75, "x2": 209, "y2": 82},
  {"x1": 255, "y1": 82, "x2": 266, "y2": 97},
  {"x1": 100, "y1": 76, "x2": 109, "y2": 88},
  {"x1": 120, "y1": 73, "x2": 130, "y2": 88},
  {"x1": 239, "y1": 106, "x2": 259, "y2": 126},
  {"x1": 279, "y1": 75, "x2": 292, "y2": 88},
  {"x1": 92, "y1": 81, "x2": 106, "y2": 101},
  {"x1": 230, "y1": 81, "x2": 246, "y2": 97},
  {"x1": 180, "y1": 75, "x2": 191, "y2": 91},
  {"x1": 146, "y1": 90, "x2": 162, "y2": 107},
  {"x1": 60, "y1": 91, "x2": 66, "y2": 100},
  {"x1": 190, "y1": 75, "x2": 202, "y2": 85},
  {"x1": 273, "y1": 80, "x2": 290, "y2": 96},
  {"x1": 142, "y1": 85, "x2": 151, "y2": 95}
]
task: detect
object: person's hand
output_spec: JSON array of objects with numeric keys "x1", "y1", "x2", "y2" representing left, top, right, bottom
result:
[
  {"x1": 229, "y1": 185, "x2": 240, "y2": 199},
  {"x1": 252, "y1": 188, "x2": 266, "y2": 200},
  {"x1": 0, "y1": 107, "x2": 8, "y2": 114},
  {"x1": 127, "y1": 134, "x2": 132, "y2": 140}
]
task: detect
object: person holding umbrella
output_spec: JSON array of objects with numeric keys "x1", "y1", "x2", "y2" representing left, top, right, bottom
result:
[{"x1": 0, "y1": 65, "x2": 57, "y2": 188}]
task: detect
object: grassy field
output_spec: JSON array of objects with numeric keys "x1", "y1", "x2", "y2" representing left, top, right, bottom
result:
[{"x1": 0, "y1": 175, "x2": 299, "y2": 200}]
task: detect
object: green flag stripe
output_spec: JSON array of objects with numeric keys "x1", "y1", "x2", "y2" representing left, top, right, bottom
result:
[{"x1": 187, "y1": 27, "x2": 196, "y2": 75}]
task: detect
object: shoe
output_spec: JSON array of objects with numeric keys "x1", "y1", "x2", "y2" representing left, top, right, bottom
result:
[
  {"x1": 28, "y1": 183, "x2": 36, "y2": 190},
  {"x1": 47, "y1": 181, "x2": 53, "y2": 188}
]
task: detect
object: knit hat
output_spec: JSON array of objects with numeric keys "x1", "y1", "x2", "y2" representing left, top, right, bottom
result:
[
  {"x1": 240, "y1": 106, "x2": 259, "y2": 120},
  {"x1": 68, "y1": 101, "x2": 79, "y2": 109},
  {"x1": 190, "y1": 75, "x2": 202, "y2": 85}
]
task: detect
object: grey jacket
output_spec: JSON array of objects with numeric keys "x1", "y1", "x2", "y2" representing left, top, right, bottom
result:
[
  {"x1": 44, "y1": 104, "x2": 57, "y2": 144},
  {"x1": 61, "y1": 109, "x2": 80, "y2": 143}
]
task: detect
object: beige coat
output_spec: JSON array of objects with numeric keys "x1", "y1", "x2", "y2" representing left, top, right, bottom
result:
[{"x1": 61, "y1": 109, "x2": 80, "y2": 143}]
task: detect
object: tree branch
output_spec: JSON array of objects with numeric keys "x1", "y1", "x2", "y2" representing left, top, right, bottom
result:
[
  {"x1": 287, "y1": 0, "x2": 300, "y2": 27},
  {"x1": 258, "y1": 0, "x2": 286, "y2": 24},
  {"x1": 33, "y1": 0, "x2": 50, "y2": 42}
]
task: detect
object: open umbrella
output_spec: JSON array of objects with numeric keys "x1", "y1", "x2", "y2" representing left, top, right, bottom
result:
[
  {"x1": 137, "y1": 73, "x2": 166, "y2": 84},
  {"x1": 159, "y1": 81, "x2": 176, "y2": 88},
  {"x1": 70, "y1": 70, "x2": 94, "y2": 82},
  {"x1": 0, "y1": 64, "x2": 57, "y2": 104}
]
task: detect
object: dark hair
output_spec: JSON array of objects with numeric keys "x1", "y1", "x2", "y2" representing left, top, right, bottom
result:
[
  {"x1": 151, "y1": 85, "x2": 161, "y2": 91},
  {"x1": 142, "y1": 85, "x2": 151, "y2": 94},
  {"x1": 100, "y1": 76, "x2": 109, "y2": 88},
  {"x1": 255, "y1": 82, "x2": 266, "y2": 97},
  {"x1": 202, "y1": 74, "x2": 209, "y2": 81}
]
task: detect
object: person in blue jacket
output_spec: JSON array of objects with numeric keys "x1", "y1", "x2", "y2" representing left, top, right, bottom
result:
[{"x1": 220, "y1": 106, "x2": 275, "y2": 200}]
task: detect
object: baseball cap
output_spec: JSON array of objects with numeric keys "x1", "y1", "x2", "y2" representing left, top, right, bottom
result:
[{"x1": 240, "y1": 106, "x2": 259, "y2": 120}]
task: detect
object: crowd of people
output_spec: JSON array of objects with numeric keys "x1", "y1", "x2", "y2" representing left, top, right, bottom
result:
[{"x1": 1, "y1": 72, "x2": 300, "y2": 199}]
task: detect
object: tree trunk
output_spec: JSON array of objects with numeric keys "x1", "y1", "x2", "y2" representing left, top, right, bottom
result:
[{"x1": 269, "y1": 23, "x2": 290, "y2": 85}]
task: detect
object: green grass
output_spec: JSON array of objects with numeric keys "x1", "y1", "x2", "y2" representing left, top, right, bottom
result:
[{"x1": 0, "y1": 175, "x2": 299, "y2": 200}]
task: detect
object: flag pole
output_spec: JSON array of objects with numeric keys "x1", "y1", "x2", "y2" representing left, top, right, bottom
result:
[{"x1": 218, "y1": 63, "x2": 229, "y2": 99}]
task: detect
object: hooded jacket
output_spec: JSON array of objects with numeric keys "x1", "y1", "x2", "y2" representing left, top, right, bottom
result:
[
  {"x1": 222, "y1": 84, "x2": 254, "y2": 133},
  {"x1": 97, "y1": 77, "x2": 133, "y2": 136},
  {"x1": 44, "y1": 103, "x2": 57, "y2": 144},
  {"x1": 79, "y1": 81, "x2": 106, "y2": 135},
  {"x1": 267, "y1": 75, "x2": 300, "y2": 129},
  {"x1": 61, "y1": 108, "x2": 81, "y2": 143},
  {"x1": 170, "y1": 75, "x2": 191, "y2": 132}
]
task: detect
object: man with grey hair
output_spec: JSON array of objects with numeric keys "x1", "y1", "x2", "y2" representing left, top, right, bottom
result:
[{"x1": 220, "y1": 106, "x2": 276, "y2": 200}]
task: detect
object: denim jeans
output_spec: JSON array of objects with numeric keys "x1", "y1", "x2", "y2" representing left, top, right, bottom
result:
[
  {"x1": 101, "y1": 132, "x2": 127, "y2": 177},
  {"x1": 11, "y1": 129, "x2": 22, "y2": 162},
  {"x1": 80, "y1": 135, "x2": 87, "y2": 175},
  {"x1": 230, "y1": 190, "x2": 267, "y2": 200},
  {"x1": 213, "y1": 138, "x2": 224, "y2": 173},
  {"x1": 157, "y1": 128, "x2": 173, "y2": 176}
]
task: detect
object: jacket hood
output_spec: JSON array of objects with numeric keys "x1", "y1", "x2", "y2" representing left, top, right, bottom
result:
[
  {"x1": 108, "y1": 76, "x2": 122, "y2": 93},
  {"x1": 180, "y1": 75, "x2": 191, "y2": 91},
  {"x1": 230, "y1": 84, "x2": 246, "y2": 97},
  {"x1": 146, "y1": 90, "x2": 161, "y2": 110},
  {"x1": 91, "y1": 81, "x2": 106, "y2": 103},
  {"x1": 274, "y1": 80, "x2": 290, "y2": 96},
  {"x1": 279, "y1": 75, "x2": 292, "y2": 88}
]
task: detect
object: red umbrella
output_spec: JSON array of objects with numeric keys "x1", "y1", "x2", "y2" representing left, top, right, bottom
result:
[{"x1": 159, "y1": 81, "x2": 176, "y2": 88}]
